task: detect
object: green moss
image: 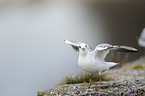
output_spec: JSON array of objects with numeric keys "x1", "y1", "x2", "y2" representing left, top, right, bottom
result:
[
  {"x1": 58, "y1": 73, "x2": 113, "y2": 85},
  {"x1": 80, "y1": 82, "x2": 104, "y2": 86},
  {"x1": 37, "y1": 91, "x2": 46, "y2": 96},
  {"x1": 132, "y1": 64, "x2": 145, "y2": 69},
  {"x1": 121, "y1": 64, "x2": 145, "y2": 71}
]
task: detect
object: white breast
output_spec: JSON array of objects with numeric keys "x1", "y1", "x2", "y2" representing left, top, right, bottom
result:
[{"x1": 78, "y1": 53, "x2": 109, "y2": 73}]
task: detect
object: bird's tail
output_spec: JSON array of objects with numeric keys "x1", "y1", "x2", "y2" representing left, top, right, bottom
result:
[{"x1": 107, "y1": 62, "x2": 119, "y2": 68}]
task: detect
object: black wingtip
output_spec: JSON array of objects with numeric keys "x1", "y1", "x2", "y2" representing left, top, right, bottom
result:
[
  {"x1": 131, "y1": 48, "x2": 139, "y2": 53},
  {"x1": 121, "y1": 49, "x2": 139, "y2": 53},
  {"x1": 123, "y1": 48, "x2": 138, "y2": 52},
  {"x1": 135, "y1": 50, "x2": 139, "y2": 53}
]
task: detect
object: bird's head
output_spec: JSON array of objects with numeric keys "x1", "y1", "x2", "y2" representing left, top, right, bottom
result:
[{"x1": 79, "y1": 43, "x2": 89, "y2": 54}]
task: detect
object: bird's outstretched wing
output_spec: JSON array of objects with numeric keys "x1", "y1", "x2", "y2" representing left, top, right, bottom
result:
[
  {"x1": 95, "y1": 43, "x2": 138, "y2": 52},
  {"x1": 64, "y1": 40, "x2": 82, "y2": 51},
  {"x1": 113, "y1": 45, "x2": 139, "y2": 52},
  {"x1": 64, "y1": 39, "x2": 92, "y2": 51},
  {"x1": 94, "y1": 43, "x2": 138, "y2": 59}
]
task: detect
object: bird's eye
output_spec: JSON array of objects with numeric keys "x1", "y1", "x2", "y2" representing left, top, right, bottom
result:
[
  {"x1": 79, "y1": 46, "x2": 81, "y2": 48},
  {"x1": 85, "y1": 45, "x2": 87, "y2": 47}
]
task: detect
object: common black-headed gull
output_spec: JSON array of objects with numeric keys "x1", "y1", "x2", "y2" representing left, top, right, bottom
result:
[
  {"x1": 64, "y1": 39, "x2": 138, "y2": 88},
  {"x1": 138, "y1": 28, "x2": 145, "y2": 47}
]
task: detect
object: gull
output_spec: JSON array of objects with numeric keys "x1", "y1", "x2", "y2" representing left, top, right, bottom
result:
[
  {"x1": 64, "y1": 39, "x2": 138, "y2": 88},
  {"x1": 138, "y1": 28, "x2": 145, "y2": 47}
]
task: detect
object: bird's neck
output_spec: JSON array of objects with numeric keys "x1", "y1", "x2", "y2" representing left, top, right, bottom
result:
[{"x1": 79, "y1": 50, "x2": 88, "y2": 56}]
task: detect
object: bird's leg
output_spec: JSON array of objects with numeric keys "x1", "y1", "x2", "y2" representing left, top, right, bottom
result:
[
  {"x1": 122, "y1": 53, "x2": 129, "y2": 65},
  {"x1": 99, "y1": 72, "x2": 101, "y2": 88},
  {"x1": 110, "y1": 52, "x2": 115, "y2": 61},
  {"x1": 117, "y1": 52, "x2": 121, "y2": 62},
  {"x1": 89, "y1": 74, "x2": 93, "y2": 88}
]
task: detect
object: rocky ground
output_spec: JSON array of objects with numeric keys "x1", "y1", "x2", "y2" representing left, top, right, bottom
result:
[
  {"x1": 37, "y1": 57, "x2": 145, "y2": 96},
  {"x1": 104, "y1": 69, "x2": 145, "y2": 81},
  {"x1": 37, "y1": 80, "x2": 145, "y2": 96}
]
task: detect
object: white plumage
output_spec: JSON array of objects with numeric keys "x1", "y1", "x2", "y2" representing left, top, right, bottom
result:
[{"x1": 64, "y1": 39, "x2": 138, "y2": 87}]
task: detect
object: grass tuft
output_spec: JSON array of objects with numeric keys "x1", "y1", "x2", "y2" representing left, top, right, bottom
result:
[
  {"x1": 121, "y1": 64, "x2": 145, "y2": 71},
  {"x1": 132, "y1": 64, "x2": 145, "y2": 69},
  {"x1": 58, "y1": 73, "x2": 113, "y2": 85}
]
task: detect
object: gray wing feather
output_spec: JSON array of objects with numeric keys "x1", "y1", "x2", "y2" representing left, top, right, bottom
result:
[
  {"x1": 64, "y1": 40, "x2": 81, "y2": 51},
  {"x1": 71, "y1": 45, "x2": 79, "y2": 51},
  {"x1": 94, "y1": 43, "x2": 138, "y2": 60},
  {"x1": 113, "y1": 45, "x2": 139, "y2": 52},
  {"x1": 64, "y1": 39, "x2": 92, "y2": 51}
]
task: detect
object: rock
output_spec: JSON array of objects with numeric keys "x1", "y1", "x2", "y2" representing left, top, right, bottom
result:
[
  {"x1": 37, "y1": 79, "x2": 145, "y2": 96},
  {"x1": 37, "y1": 65, "x2": 145, "y2": 96}
]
